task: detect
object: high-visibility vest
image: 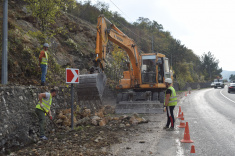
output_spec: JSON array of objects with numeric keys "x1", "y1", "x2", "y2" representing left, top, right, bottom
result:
[
  {"x1": 40, "y1": 51, "x2": 48, "y2": 65},
  {"x1": 164, "y1": 86, "x2": 177, "y2": 106},
  {"x1": 36, "y1": 93, "x2": 52, "y2": 113}
]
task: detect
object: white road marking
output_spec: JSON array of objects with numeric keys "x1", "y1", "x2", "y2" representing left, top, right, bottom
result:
[
  {"x1": 175, "y1": 138, "x2": 184, "y2": 156},
  {"x1": 175, "y1": 108, "x2": 184, "y2": 156},
  {"x1": 220, "y1": 90, "x2": 235, "y2": 104}
]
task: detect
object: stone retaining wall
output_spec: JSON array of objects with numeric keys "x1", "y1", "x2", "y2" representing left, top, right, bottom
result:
[{"x1": 0, "y1": 86, "x2": 81, "y2": 153}]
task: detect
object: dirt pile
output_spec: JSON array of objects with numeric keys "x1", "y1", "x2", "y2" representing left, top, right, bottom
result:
[
  {"x1": 55, "y1": 106, "x2": 148, "y2": 129},
  {"x1": 15, "y1": 126, "x2": 125, "y2": 156}
]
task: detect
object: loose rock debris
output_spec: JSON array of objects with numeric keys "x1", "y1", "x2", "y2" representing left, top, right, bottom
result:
[
  {"x1": 55, "y1": 106, "x2": 148, "y2": 128},
  {"x1": 13, "y1": 105, "x2": 149, "y2": 156}
]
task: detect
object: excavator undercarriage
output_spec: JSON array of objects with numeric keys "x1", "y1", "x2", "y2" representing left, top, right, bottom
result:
[{"x1": 115, "y1": 90, "x2": 165, "y2": 114}]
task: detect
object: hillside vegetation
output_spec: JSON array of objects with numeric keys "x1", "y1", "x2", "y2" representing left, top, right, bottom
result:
[{"x1": 0, "y1": 0, "x2": 222, "y2": 86}]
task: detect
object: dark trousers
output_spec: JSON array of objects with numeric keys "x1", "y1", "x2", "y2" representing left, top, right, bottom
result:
[
  {"x1": 35, "y1": 108, "x2": 46, "y2": 136},
  {"x1": 166, "y1": 106, "x2": 175, "y2": 128},
  {"x1": 40, "y1": 64, "x2": 47, "y2": 83}
]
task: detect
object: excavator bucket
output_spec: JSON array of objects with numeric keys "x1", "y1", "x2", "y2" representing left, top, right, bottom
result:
[
  {"x1": 115, "y1": 92, "x2": 165, "y2": 114},
  {"x1": 77, "y1": 73, "x2": 107, "y2": 101}
]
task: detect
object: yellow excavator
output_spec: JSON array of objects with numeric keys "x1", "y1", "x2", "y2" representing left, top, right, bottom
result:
[{"x1": 78, "y1": 15, "x2": 173, "y2": 113}]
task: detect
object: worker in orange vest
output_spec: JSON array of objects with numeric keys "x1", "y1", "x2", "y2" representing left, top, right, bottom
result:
[{"x1": 39, "y1": 43, "x2": 49, "y2": 86}]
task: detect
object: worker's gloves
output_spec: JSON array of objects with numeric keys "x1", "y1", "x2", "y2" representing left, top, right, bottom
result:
[{"x1": 49, "y1": 115, "x2": 52, "y2": 120}]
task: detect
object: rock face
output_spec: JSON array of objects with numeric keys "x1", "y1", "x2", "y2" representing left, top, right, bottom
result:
[
  {"x1": 2, "y1": 1, "x2": 100, "y2": 86},
  {"x1": 0, "y1": 85, "x2": 101, "y2": 154}
]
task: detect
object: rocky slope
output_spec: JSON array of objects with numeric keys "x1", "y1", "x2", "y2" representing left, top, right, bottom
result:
[{"x1": 0, "y1": 0, "x2": 99, "y2": 86}]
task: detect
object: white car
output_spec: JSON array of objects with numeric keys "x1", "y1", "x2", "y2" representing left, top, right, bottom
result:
[
  {"x1": 214, "y1": 79, "x2": 224, "y2": 88},
  {"x1": 211, "y1": 82, "x2": 215, "y2": 87}
]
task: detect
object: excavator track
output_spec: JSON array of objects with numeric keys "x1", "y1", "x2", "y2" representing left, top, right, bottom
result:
[{"x1": 77, "y1": 73, "x2": 107, "y2": 101}]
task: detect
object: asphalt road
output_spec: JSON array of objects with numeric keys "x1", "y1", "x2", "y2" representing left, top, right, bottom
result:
[
  {"x1": 110, "y1": 86, "x2": 235, "y2": 156},
  {"x1": 180, "y1": 85, "x2": 235, "y2": 155}
]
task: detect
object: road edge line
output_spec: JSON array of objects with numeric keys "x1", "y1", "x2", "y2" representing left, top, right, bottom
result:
[{"x1": 220, "y1": 90, "x2": 235, "y2": 104}]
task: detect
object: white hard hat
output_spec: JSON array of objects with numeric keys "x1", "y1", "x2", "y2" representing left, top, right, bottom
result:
[
  {"x1": 43, "y1": 43, "x2": 49, "y2": 48},
  {"x1": 165, "y1": 78, "x2": 172, "y2": 84}
]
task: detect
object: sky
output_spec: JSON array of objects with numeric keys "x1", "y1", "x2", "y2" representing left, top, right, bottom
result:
[{"x1": 79, "y1": 0, "x2": 235, "y2": 71}]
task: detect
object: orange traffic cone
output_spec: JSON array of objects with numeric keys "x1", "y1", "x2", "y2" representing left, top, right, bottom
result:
[
  {"x1": 177, "y1": 106, "x2": 181, "y2": 118},
  {"x1": 177, "y1": 116, "x2": 186, "y2": 128},
  {"x1": 177, "y1": 112, "x2": 184, "y2": 119},
  {"x1": 181, "y1": 112, "x2": 184, "y2": 118},
  {"x1": 185, "y1": 92, "x2": 187, "y2": 96},
  {"x1": 181, "y1": 122, "x2": 193, "y2": 143},
  {"x1": 179, "y1": 106, "x2": 181, "y2": 114},
  {"x1": 177, "y1": 112, "x2": 181, "y2": 119},
  {"x1": 190, "y1": 145, "x2": 195, "y2": 153}
]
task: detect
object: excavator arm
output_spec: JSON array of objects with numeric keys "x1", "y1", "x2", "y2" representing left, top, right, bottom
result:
[{"x1": 93, "y1": 15, "x2": 141, "y2": 84}]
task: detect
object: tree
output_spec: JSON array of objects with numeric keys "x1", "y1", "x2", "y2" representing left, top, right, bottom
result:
[
  {"x1": 200, "y1": 52, "x2": 222, "y2": 81},
  {"x1": 111, "y1": 44, "x2": 128, "y2": 79},
  {"x1": 229, "y1": 74, "x2": 235, "y2": 81},
  {"x1": 151, "y1": 20, "x2": 163, "y2": 31},
  {"x1": 104, "y1": 44, "x2": 128, "y2": 88},
  {"x1": 26, "y1": 0, "x2": 76, "y2": 33}
]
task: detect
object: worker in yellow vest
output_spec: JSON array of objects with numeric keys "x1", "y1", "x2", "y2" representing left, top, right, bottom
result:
[
  {"x1": 35, "y1": 89, "x2": 57, "y2": 140},
  {"x1": 39, "y1": 43, "x2": 49, "y2": 86},
  {"x1": 163, "y1": 78, "x2": 177, "y2": 131}
]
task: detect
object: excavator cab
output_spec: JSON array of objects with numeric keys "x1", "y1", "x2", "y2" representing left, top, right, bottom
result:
[{"x1": 141, "y1": 55, "x2": 156, "y2": 84}]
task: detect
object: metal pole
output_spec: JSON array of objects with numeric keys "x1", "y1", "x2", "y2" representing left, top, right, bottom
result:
[
  {"x1": 171, "y1": 53, "x2": 172, "y2": 68},
  {"x1": 152, "y1": 35, "x2": 154, "y2": 53},
  {"x1": 71, "y1": 83, "x2": 74, "y2": 129},
  {"x1": 2, "y1": 0, "x2": 8, "y2": 84}
]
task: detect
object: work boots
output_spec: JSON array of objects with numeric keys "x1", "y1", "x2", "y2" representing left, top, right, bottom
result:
[
  {"x1": 40, "y1": 136, "x2": 48, "y2": 140},
  {"x1": 163, "y1": 126, "x2": 169, "y2": 130},
  {"x1": 166, "y1": 127, "x2": 174, "y2": 131}
]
